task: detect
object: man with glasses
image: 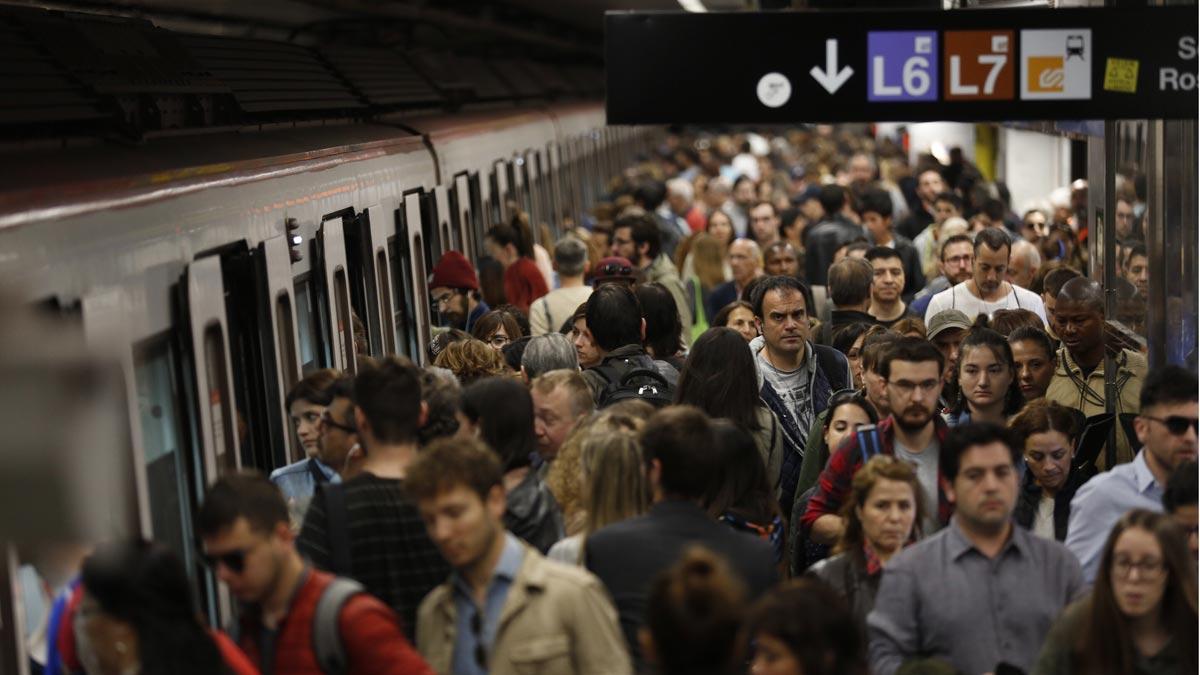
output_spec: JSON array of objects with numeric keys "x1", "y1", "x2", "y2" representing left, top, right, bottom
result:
[
  {"x1": 409, "y1": 437, "x2": 631, "y2": 675},
  {"x1": 315, "y1": 375, "x2": 360, "y2": 478},
  {"x1": 1066, "y1": 366, "x2": 1198, "y2": 582},
  {"x1": 910, "y1": 233, "x2": 973, "y2": 320},
  {"x1": 298, "y1": 357, "x2": 450, "y2": 639},
  {"x1": 430, "y1": 251, "x2": 488, "y2": 332},
  {"x1": 198, "y1": 473, "x2": 433, "y2": 674},
  {"x1": 804, "y1": 337, "x2": 953, "y2": 545},
  {"x1": 869, "y1": 423, "x2": 1085, "y2": 675}
]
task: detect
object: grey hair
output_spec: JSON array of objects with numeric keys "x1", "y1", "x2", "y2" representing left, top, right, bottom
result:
[
  {"x1": 1011, "y1": 238, "x2": 1041, "y2": 270},
  {"x1": 666, "y1": 178, "x2": 694, "y2": 203},
  {"x1": 553, "y1": 236, "x2": 589, "y2": 277},
  {"x1": 521, "y1": 333, "x2": 579, "y2": 379}
]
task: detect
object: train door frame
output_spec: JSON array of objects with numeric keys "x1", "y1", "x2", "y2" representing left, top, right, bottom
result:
[
  {"x1": 315, "y1": 214, "x2": 359, "y2": 373},
  {"x1": 400, "y1": 190, "x2": 434, "y2": 359},
  {"x1": 0, "y1": 547, "x2": 28, "y2": 675},
  {"x1": 257, "y1": 235, "x2": 304, "y2": 464},
  {"x1": 452, "y1": 172, "x2": 476, "y2": 263},
  {"x1": 339, "y1": 205, "x2": 398, "y2": 361},
  {"x1": 435, "y1": 184, "x2": 455, "y2": 254},
  {"x1": 468, "y1": 171, "x2": 486, "y2": 259},
  {"x1": 546, "y1": 141, "x2": 565, "y2": 230}
]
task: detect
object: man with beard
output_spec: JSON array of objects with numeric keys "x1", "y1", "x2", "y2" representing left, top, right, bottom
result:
[
  {"x1": 429, "y1": 251, "x2": 488, "y2": 332},
  {"x1": 923, "y1": 228, "x2": 1047, "y2": 326},
  {"x1": 803, "y1": 337, "x2": 952, "y2": 544},
  {"x1": 865, "y1": 247, "x2": 913, "y2": 327}
]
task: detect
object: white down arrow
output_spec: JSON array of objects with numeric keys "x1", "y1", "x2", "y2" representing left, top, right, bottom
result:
[{"x1": 809, "y1": 39, "x2": 854, "y2": 94}]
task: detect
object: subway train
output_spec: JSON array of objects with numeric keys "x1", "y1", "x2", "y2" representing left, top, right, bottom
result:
[{"x1": 0, "y1": 4, "x2": 656, "y2": 630}]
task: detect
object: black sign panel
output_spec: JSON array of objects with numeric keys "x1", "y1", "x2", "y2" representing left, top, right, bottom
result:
[{"x1": 606, "y1": 6, "x2": 1197, "y2": 123}]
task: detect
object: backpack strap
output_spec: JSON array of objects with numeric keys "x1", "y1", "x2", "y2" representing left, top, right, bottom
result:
[
  {"x1": 322, "y1": 483, "x2": 353, "y2": 576},
  {"x1": 313, "y1": 577, "x2": 364, "y2": 675}
]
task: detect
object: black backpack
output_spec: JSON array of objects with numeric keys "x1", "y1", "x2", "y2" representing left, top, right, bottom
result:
[{"x1": 593, "y1": 362, "x2": 675, "y2": 409}]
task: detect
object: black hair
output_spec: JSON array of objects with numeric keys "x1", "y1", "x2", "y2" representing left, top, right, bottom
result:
[
  {"x1": 824, "y1": 390, "x2": 879, "y2": 430},
  {"x1": 864, "y1": 245, "x2": 903, "y2": 265},
  {"x1": 636, "y1": 282, "x2": 683, "y2": 359},
  {"x1": 779, "y1": 207, "x2": 803, "y2": 232},
  {"x1": 501, "y1": 335, "x2": 533, "y2": 371},
  {"x1": 1009, "y1": 326, "x2": 1056, "y2": 362},
  {"x1": 354, "y1": 356, "x2": 422, "y2": 444},
  {"x1": 459, "y1": 376, "x2": 536, "y2": 471},
  {"x1": 1043, "y1": 266, "x2": 1082, "y2": 298},
  {"x1": 743, "y1": 579, "x2": 868, "y2": 675},
  {"x1": 818, "y1": 184, "x2": 848, "y2": 215},
  {"x1": 1163, "y1": 460, "x2": 1199, "y2": 513},
  {"x1": 973, "y1": 227, "x2": 1012, "y2": 258},
  {"x1": 676, "y1": 327, "x2": 765, "y2": 433},
  {"x1": 983, "y1": 198, "x2": 1006, "y2": 222},
  {"x1": 615, "y1": 212, "x2": 663, "y2": 260},
  {"x1": 81, "y1": 540, "x2": 229, "y2": 675},
  {"x1": 586, "y1": 283, "x2": 644, "y2": 351},
  {"x1": 641, "y1": 406, "x2": 717, "y2": 500},
  {"x1": 1140, "y1": 366, "x2": 1199, "y2": 411},
  {"x1": 940, "y1": 422, "x2": 1021, "y2": 481},
  {"x1": 831, "y1": 322, "x2": 873, "y2": 358},
  {"x1": 858, "y1": 188, "x2": 893, "y2": 219},
  {"x1": 827, "y1": 258, "x2": 873, "y2": 308},
  {"x1": 197, "y1": 471, "x2": 288, "y2": 537},
  {"x1": 750, "y1": 275, "x2": 810, "y2": 319},
  {"x1": 285, "y1": 369, "x2": 338, "y2": 409},
  {"x1": 705, "y1": 421, "x2": 779, "y2": 525},
  {"x1": 879, "y1": 336, "x2": 945, "y2": 381},
  {"x1": 933, "y1": 191, "x2": 964, "y2": 212},
  {"x1": 634, "y1": 181, "x2": 667, "y2": 212}
]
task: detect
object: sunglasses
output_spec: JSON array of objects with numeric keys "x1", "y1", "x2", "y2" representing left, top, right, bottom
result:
[
  {"x1": 200, "y1": 546, "x2": 254, "y2": 574},
  {"x1": 470, "y1": 610, "x2": 487, "y2": 668},
  {"x1": 1142, "y1": 415, "x2": 1199, "y2": 436},
  {"x1": 596, "y1": 262, "x2": 632, "y2": 277}
]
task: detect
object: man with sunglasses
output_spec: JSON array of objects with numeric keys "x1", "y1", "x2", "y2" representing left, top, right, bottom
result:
[
  {"x1": 198, "y1": 473, "x2": 433, "y2": 675},
  {"x1": 409, "y1": 437, "x2": 631, "y2": 675},
  {"x1": 1066, "y1": 366, "x2": 1198, "y2": 583},
  {"x1": 430, "y1": 251, "x2": 489, "y2": 332},
  {"x1": 803, "y1": 337, "x2": 954, "y2": 545}
]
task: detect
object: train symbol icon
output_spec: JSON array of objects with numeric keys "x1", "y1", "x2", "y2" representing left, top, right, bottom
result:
[{"x1": 1066, "y1": 35, "x2": 1085, "y2": 61}]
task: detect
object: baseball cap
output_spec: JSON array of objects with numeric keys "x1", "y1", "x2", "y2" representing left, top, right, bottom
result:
[
  {"x1": 591, "y1": 256, "x2": 637, "y2": 286},
  {"x1": 926, "y1": 309, "x2": 973, "y2": 339}
]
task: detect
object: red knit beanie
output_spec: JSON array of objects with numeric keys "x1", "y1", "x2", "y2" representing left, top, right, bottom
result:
[{"x1": 429, "y1": 251, "x2": 479, "y2": 290}]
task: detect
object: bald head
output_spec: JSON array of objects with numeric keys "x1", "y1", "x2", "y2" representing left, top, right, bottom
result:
[{"x1": 1057, "y1": 276, "x2": 1104, "y2": 313}]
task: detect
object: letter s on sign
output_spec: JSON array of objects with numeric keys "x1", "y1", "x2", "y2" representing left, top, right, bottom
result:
[{"x1": 1180, "y1": 36, "x2": 1197, "y2": 60}]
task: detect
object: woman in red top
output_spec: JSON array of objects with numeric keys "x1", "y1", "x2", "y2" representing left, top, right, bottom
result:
[
  {"x1": 73, "y1": 539, "x2": 258, "y2": 675},
  {"x1": 486, "y1": 214, "x2": 548, "y2": 314}
]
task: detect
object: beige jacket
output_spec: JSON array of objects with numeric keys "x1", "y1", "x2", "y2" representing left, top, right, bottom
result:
[
  {"x1": 416, "y1": 543, "x2": 632, "y2": 675},
  {"x1": 1045, "y1": 346, "x2": 1147, "y2": 469}
]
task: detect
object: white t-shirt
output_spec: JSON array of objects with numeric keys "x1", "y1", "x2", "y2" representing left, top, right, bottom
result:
[
  {"x1": 894, "y1": 438, "x2": 941, "y2": 537},
  {"x1": 1033, "y1": 494, "x2": 1056, "y2": 540},
  {"x1": 923, "y1": 282, "x2": 1047, "y2": 326}
]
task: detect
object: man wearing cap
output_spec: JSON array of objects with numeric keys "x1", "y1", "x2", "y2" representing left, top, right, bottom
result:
[
  {"x1": 927, "y1": 309, "x2": 972, "y2": 410},
  {"x1": 530, "y1": 237, "x2": 593, "y2": 336},
  {"x1": 707, "y1": 239, "x2": 764, "y2": 319},
  {"x1": 429, "y1": 251, "x2": 488, "y2": 333}
]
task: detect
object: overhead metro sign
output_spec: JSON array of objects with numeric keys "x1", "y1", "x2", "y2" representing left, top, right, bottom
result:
[{"x1": 605, "y1": 6, "x2": 1197, "y2": 123}]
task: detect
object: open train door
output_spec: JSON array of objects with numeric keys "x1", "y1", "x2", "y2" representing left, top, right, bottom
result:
[
  {"x1": 315, "y1": 215, "x2": 358, "y2": 373},
  {"x1": 257, "y1": 235, "x2": 304, "y2": 463}
]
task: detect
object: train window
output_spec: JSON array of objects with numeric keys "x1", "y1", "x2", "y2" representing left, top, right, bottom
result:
[
  {"x1": 275, "y1": 293, "x2": 299, "y2": 393},
  {"x1": 202, "y1": 325, "x2": 237, "y2": 474},
  {"x1": 376, "y1": 251, "x2": 397, "y2": 355},
  {"x1": 294, "y1": 278, "x2": 321, "y2": 373},
  {"x1": 332, "y1": 269, "x2": 355, "y2": 372},
  {"x1": 134, "y1": 338, "x2": 200, "y2": 582}
]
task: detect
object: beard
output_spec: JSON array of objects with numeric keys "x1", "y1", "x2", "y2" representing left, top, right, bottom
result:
[{"x1": 893, "y1": 404, "x2": 936, "y2": 431}]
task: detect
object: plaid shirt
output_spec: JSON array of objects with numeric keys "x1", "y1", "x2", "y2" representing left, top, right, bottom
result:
[{"x1": 801, "y1": 415, "x2": 954, "y2": 533}]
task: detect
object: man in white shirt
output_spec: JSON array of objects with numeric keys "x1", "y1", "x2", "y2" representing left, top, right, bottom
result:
[{"x1": 923, "y1": 228, "x2": 1046, "y2": 326}]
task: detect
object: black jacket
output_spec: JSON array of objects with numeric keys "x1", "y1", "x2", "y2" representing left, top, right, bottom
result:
[
  {"x1": 585, "y1": 501, "x2": 778, "y2": 670},
  {"x1": 814, "y1": 309, "x2": 878, "y2": 346},
  {"x1": 1013, "y1": 464, "x2": 1096, "y2": 541},
  {"x1": 504, "y1": 468, "x2": 565, "y2": 554},
  {"x1": 804, "y1": 215, "x2": 865, "y2": 286},
  {"x1": 806, "y1": 551, "x2": 879, "y2": 630}
]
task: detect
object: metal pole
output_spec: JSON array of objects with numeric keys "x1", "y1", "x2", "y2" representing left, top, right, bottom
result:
[{"x1": 1103, "y1": 121, "x2": 1119, "y2": 470}]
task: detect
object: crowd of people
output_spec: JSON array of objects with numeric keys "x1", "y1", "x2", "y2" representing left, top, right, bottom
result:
[{"x1": 25, "y1": 127, "x2": 1198, "y2": 675}]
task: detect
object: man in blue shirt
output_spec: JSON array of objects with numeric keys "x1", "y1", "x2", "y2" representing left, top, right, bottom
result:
[
  {"x1": 1066, "y1": 365, "x2": 1198, "y2": 582},
  {"x1": 408, "y1": 437, "x2": 630, "y2": 675}
]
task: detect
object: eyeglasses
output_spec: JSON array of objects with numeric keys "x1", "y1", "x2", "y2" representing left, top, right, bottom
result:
[
  {"x1": 470, "y1": 610, "x2": 487, "y2": 668},
  {"x1": 943, "y1": 254, "x2": 973, "y2": 266},
  {"x1": 1112, "y1": 556, "x2": 1165, "y2": 581},
  {"x1": 1141, "y1": 415, "x2": 1199, "y2": 436},
  {"x1": 431, "y1": 290, "x2": 464, "y2": 310},
  {"x1": 488, "y1": 334, "x2": 511, "y2": 348},
  {"x1": 320, "y1": 411, "x2": 356, "y2": 434},
  {"x1": 886, "y1": 379, "x2": 941, "y2": 395}
]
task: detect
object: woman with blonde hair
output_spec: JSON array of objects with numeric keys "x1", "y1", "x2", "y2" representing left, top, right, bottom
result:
[
  {"x1": 547, "y1": 412, "x2": 648, "y2": 564},
  {"x1": 807, "y1": 455, "x2": 925, "y2": 629},
  {"x1": 432, "y1": 338, "x2": 509, "y2": 386}
]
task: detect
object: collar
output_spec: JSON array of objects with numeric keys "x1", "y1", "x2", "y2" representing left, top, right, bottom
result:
[
  {"x1": 946, "y1": 517, "x2": 1024, "y2": 561},
  {"x1": 600, "y1": 344, "x2": 648, "y2": 361},
  {"x1": 863, "y1": 544, "x2": 884, "y2": 576},
  {"x1": 650, "y1": 499, "x2": 709, "y2": 518},
  {"x1": 831, "y1": 309, "x2": 877, "y2": 324},
  {"x1": 1132, "y1": 450, "x2": 1162, "y2": 494},
  {"x1": 451, "y1": 533, "x2": 525, "y2": 602}
]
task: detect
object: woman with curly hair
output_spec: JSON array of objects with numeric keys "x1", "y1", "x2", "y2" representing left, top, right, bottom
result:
[{"x1": 432, "y1": 338, "x2": 509, "y2": 386}]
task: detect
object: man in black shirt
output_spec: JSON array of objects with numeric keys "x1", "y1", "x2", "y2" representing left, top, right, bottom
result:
[{"x1": 298, "y1": 357, "x2": 450, "y2": 639}]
